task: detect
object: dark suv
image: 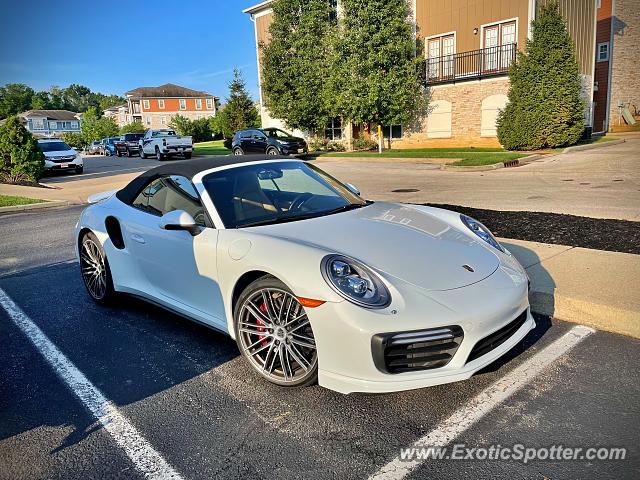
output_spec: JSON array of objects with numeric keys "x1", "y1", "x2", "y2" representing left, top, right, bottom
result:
[
  {"x1": 115, "y1": 133, "x2": 144, "y2": 157},
  {"x1": 231, "y1": 128, "x2": 307, "y2": 156}
]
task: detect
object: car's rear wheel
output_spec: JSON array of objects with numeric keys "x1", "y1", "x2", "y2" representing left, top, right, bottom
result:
[
  {"x1": 234, "y1": 276, "x2": 318, "y2": 387},
  {"x1": 233, "y1": 147, "x2": 244, "y2": 156},
  {"x1": 266, "y1": 147, "x2": 279, "y2": 156},
  {"x1": 155, "y1": 147, "x2": 164, "y2": 161},
  {"x1": 79, "y1": 231, "x2": 115, "y2": 305}
]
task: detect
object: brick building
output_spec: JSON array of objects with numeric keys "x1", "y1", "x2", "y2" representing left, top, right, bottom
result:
[
  {"x1": 244, "y1": 0, "x2": 600, "y2": 148},
  {"x1": 105, "y1": 84, "x2": 220, "y2": 130},
  {"x1": 593, "y1": 0, "x2": 640, "y2": 132}
]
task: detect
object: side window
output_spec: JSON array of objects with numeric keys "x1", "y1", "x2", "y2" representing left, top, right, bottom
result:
[
  {"x1": 240, "y1": 130, "x2": 252, "y2": 139},
  {"x1": 132, "y1": 176, "x2": 206, "y2": 225}
]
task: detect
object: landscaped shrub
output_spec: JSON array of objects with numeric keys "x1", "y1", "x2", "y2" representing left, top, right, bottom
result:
[
  {"x1": 326, "y1": 140, "x2": 346, "y2": 152},
  {"x1": 496, "y1": 1, "x2": 585, "y2": 150},
  {"x1": 353, "y1": 137, "x2": 377, "y2": 151},
  {"x1": 0, "y1": 116, "x2": 44, "y2": 183},
  {"x1": 223, "y1": 137, "x2": 233, "y2": 150}
]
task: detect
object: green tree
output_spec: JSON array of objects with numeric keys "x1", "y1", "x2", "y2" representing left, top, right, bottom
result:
[
  {"x1": 61, "y1": 131, "x2": 85, "y2": 149},
  {"x1": 81, "y1": 107, "x2": 119, "y2": 143},
  {"x1": 0, "y1": 116, "x2": 44, "y2": 182},
  {"x1": 98, "y1": 94, "x2": 126, "y2": 111},
  {"x1": 261, "y1": 0, "x2": 336, "y2": 132},
  {"x1": 497, "y1": 2, "x2": 584, "y2": 150},
  {"x1": 169, "y1": 114, "x2": 191, "y2": 136},
  {"x1": 336, "y1": 0, "x2": 428, "y2": 133},
  {"x1": 169, "y1": 115, "x2": 213, "y2": 143},
  {"x1": 217, "y1": 69, "x2": 260, "y2": 140},
  {"x1": 0, "y1": 84, "x2": 35, "y2": 119},
  {"x1": 62, "y1": 84, "x2": 97, "y2": 112},
  {"x1": 31, "y1": 91, "x2": 52, "y2": 110},
  {"x1": 119, "y1": 121, "x2": 146, "y2": 134}
]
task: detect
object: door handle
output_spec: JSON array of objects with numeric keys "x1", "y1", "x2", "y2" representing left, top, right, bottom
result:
[{"x1": 131, "y1": 234, "x2": 146, "y2": 244}]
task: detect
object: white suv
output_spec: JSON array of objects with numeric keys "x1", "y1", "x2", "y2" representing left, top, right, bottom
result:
[{"x1": 38, "y1": 139, "x2": 84, "y2": 174}]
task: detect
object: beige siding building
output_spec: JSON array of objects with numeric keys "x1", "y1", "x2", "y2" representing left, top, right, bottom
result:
[{"x1": 245, "y1": 0, "x2": 599, "y2": 148}]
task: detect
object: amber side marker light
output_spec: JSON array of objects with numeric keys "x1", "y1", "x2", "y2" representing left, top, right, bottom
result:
[{"x1": 297, "y1": 297, "x2": 325, "y2": 308}]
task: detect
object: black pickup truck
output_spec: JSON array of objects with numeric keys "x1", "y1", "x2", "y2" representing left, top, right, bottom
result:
[{"x1": 115, "y1": 133, "x2": 144, "y2": 157}]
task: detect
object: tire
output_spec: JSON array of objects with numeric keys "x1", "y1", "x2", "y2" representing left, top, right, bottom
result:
[
  {"x1": 233, "y1": 147, "x2": 244, "y2": 156},
  {"x1": 184, "y1": 152, "x2": 192, "y2": 159},
  {"x1": 75, "y1": 166, "x2": 84, "y2": 174},
  {"x1": 234, "y1": 276, "x2": 318, "y2": 387},
  {"x1": 266, "y1": 147, "x2": 280, "y2": 156},
  {"x1": 116, "y1": 151, "x2": 122, "y2": 157},
  {"x1": 155, "y1": 147, "x2": 165, "y2": 161},
  {"x1": 140, "y1": 146, "x2": 147, "y2": 159},
  {"x1": 127, "y1": 148, "x2": 132, "y2": 157},
  {"x1": 79, "y1": 231, "x2": 116, "y2": 305}
]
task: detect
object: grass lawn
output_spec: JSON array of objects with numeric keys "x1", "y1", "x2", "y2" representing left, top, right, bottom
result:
[
  {"x1": 0, "y1": 195, "x2": 46, "y2": 207},
  {"x1": 193, "y1": 140, "x2": 231, "y2": 156},
  {"x1": 318, "y1": 147, "x2": 528, "y2": 166}
]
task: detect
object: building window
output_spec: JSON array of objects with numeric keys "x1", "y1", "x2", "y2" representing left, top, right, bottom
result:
[
  {"x1": 71, "y1": 121, "x2": 79, "y2": 129},
  {"x1": 596, "y1": 0, "x2": 602, "y2": 8},
  {"x1": 146, "y1": 116, "x2": 151, "y2": 126},
  {"x1": 324, "y1": 118, "x2": 342, "y2": 140},
  {"x1": 195, "y1": 99, "x2": 202, "y2": 110},
  {"x1": 179, "y1": 99, "x2": 186, "y2": 110},
  {"x1": 383, "y1": 124, "x2": 402, "y2": 140},
  {"x1": 161, "y1": 116, "x2": 166, "y2": 125},
  {"x1": 142, "y1": 99, "x2": 150, "y2": 109},
  {"x1": 206, "y1": 98, "x2": 213, "y2": 109},
  {"x1": 482, "y1": 19, "x2": 517, "y2": 71},
  {"x1": 597, "y1": 42, "x2": 609, "y2": 62},
  {"x1": 427, "y1": 33, "x2": 455, "y2": 79},
  {"x1": 158, "y1": 99, "x2": 165, "y2": 109},
  {"x1": 49, "y1": 121, "x2": 58, "y2": 130}
]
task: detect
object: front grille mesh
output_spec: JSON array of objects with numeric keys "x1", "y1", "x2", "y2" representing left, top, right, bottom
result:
[
  {"x1": 372, "y1": 326, "x2": 464, "y2": 374},
  {"x1": 466, "y1": 310, "x2": 528, "y2": 364}
]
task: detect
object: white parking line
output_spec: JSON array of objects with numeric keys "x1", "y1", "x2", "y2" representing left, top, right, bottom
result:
[
  {"x1": 0, "y1": 287, "x2": 183, "y2": 480},
  {"x1": 369, "y1": 325, "x2": 595, "y2": 480}
]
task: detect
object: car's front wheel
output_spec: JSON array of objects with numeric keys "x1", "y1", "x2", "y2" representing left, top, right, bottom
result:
[
  {"x1": 79, "y1": 231, "x2": 116, "y2": 305},
  {"x1": 127, "y1": 148, "x2": 132, "y2": 157},
  {"x1": 75, "y1": 166, "x2": 84, "y2": 174},
  {"x1": 234, "y1": 276, "x2": 318, "y2": 387},
  {"x1": 266, "y1": 146, "x2": 279, "y2": 156}
]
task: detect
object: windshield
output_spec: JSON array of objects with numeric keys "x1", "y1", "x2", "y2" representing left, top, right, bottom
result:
[
  {"x1": 38, "y1": 141, "x2": 71, "y2": 152},
  {"x1": 263, "y1": 128, "x2": 293, "y2": 139},
  {"x1": 123, "y1": 133, "x2": 143, "y2": 141},
  {"x1": 202, "y1": 161, "x2": 367, "y2": 228}
]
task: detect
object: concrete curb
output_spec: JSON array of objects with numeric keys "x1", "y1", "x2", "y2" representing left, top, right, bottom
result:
[
  {"x1": 562, "y1": 138, "x2": 625, "y2": 153},
  {"x1": 439, "y1": 153, "x2": 542, "y2": 171},
  {"x1": 0, "y1": 200, "x2": 72, "y2": 215},
  {"x1": 529, "y1": 291, "x2": 640, "y2": 339}
]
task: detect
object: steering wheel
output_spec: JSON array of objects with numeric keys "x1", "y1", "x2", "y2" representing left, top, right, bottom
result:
[{"x1": 288, "y1": 192, "x2": 314, "y2": 212}]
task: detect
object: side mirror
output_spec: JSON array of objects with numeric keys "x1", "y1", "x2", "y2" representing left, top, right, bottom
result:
[
  {"x1": 159, "y1": 210, "x2": 201, "y2": 236},
  {"x1": 345, "y1": 182, "x2": 360, "y2": 196}
]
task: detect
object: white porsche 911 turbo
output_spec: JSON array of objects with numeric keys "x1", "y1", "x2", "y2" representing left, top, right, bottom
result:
[{"x1": 76, "y1": 155, "x2": 534, "y2": 394}]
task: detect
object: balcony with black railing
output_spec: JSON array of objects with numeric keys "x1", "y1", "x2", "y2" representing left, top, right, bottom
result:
[{"x1": 426, "y1": 43, "x2": 517, "y2": 85}]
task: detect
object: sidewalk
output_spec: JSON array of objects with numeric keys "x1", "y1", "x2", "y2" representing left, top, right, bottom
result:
[{"x1": 502, "y1": 238, "x2": 640, "y2": 338}]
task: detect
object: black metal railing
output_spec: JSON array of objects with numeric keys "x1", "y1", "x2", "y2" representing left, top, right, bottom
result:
[{"x1": 426, "y1": 43, "x2": 517, "y2": 85}]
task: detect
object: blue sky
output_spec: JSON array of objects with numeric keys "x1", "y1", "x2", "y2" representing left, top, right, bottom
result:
[{"x1": 0, "y1": 0, "x2": 261, "y2": 101}]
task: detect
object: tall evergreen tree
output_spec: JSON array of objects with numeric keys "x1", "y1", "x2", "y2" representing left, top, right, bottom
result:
[
  {"x1": 335, "y1": 0, "x2": 428, "y2": 131},
  {"x1": 497, "y1": 2, "x2": 585, "y2": 150},
  {"x1": 218, "y1": 68, "x2": 260, "y2": 139},
  {"x1": 261, "y1": 0, "x2": 337, "y2": 132}
]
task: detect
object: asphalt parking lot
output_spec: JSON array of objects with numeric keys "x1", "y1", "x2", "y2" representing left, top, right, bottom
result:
[
  {"x1": 41, "y1": 154, "x2": 166, "y2": 184},
  {"x1": 0, "y1": 206, "x2": 638, "y2": 479}
]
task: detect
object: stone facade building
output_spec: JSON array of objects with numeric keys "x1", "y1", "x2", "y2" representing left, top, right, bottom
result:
[{"x1": 244, "y1": 0, "x2": 600, "y2": 148}]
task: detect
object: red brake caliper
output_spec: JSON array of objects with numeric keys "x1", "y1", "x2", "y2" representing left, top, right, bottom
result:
[{"x1": 256, "y1": 302, "x2": 268, "y2": 346}]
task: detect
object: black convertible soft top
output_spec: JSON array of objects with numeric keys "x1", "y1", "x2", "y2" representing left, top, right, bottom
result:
[{"x1": 115, "y1": 154, "x2": 294, "y2": 205}]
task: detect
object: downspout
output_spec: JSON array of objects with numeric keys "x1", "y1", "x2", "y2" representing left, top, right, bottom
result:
[{"x1": 604, "y1": 0, "x2": 615, "y2": 131}]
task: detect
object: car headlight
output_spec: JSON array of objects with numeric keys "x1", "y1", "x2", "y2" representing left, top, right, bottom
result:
[
  {"x1": 460, "y1": 214, "x2": 504, "y2": 252},
  {"x1": 321, "y1": 254, "x2": 391, "y2": 308}
]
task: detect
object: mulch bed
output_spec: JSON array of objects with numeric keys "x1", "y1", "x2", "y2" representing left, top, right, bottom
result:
[{"x1": 422, "y1": 203, "x2": 640, "y2": 255}]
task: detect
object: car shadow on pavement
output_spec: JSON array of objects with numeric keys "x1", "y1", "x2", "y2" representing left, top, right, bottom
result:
[{"x1": 0, "y1": 261, "x2": 240, "y2": 452}]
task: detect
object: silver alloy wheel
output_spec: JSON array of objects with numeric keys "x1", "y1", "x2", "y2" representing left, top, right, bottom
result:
[
  {"x1": 238, "y1": 288, "x2": 317, "y2": 383},
  {"x1": 234, "y1": 148, "x2": 243, "y2": 155},
  {"x1": 80, "y1": 238, "x2": 107, "y2": 300},
  {"x1": 267, "y1": 148, "x2": 278, "y2": 155}
]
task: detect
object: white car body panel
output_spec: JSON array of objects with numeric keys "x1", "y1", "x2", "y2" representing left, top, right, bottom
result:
[
  {"x1": 40, "y1": 144, "x2": 83, "y2": 171},
  {"x1": 76, "y1": 159, "x2": 534, "y2": 394}
]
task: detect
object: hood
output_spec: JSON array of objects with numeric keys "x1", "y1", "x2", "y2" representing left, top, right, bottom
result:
[
  {"x1": 43, "y1": 149, "x2": 76, "y2": 159},
  {"x1": 254, "y1": 202, "x2": 499, "y2": 292}
]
